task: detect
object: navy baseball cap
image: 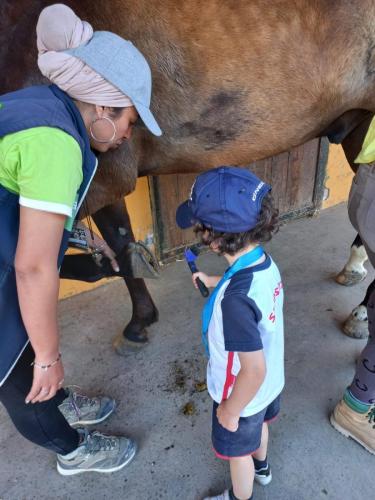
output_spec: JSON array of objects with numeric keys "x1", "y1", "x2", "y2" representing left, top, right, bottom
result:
[{"x1": 176, "y1": 166, "x2": 271, "y2": 232}]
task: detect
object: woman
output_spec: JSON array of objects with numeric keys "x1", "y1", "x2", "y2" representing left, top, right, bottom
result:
[
  {"x1": 330, "y1": 121, "x2": 375, "y2": 454},
  {"x1": 0, "y1": 4, "x2": 161, "y2": 475}
]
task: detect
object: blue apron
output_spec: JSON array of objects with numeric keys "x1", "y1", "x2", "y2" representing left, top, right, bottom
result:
[{"x1": 0, "y1": 85, "x2": 97, "y2": 385}]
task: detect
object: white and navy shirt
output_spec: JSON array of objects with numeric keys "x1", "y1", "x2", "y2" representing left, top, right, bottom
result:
[{"x1": 207, "y1": 255, "x2": 284, "y2": 417}]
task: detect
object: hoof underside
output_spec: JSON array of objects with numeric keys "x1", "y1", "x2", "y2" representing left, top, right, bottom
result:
[{"x1": 126, "y1": 241, "x2": 160, "y2": 280}]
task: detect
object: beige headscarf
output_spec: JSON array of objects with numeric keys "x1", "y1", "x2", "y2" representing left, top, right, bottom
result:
[{"x1": 36, "y1": 4, "x2": 133, "y2": 107}]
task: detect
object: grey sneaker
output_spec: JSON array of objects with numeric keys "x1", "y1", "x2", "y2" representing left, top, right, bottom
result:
[
  {"x1": 57, "y1": 429, "x2": 137, "y2": 476},
  {"x1": 58, "y1": 387, "x2": 116, "y2": 427}
]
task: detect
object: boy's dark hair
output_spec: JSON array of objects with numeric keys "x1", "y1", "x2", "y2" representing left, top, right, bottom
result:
[{"x1": 193, "y1": 192, "x2": 279, "y2": 256}]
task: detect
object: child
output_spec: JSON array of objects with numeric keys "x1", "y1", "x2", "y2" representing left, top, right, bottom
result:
[{"x1": 176, "y1": 166, "x2": 284, "y2": 500}]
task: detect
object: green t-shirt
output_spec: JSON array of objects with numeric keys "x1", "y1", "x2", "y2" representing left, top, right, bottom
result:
[{"x1": 0, "y1": 126, "x2": 83, "y2": 229}]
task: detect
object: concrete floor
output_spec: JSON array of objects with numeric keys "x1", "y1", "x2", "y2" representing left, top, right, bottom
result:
[{"x1": 0, "y1": 203, "x2": 374, "y2": 500}]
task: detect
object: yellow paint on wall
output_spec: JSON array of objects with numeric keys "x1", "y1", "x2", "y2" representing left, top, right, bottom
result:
[
  {"x1": 59, "y1": 177, "x2": 153, "y2": 299},
  {"x1": 125, "y1": 176, "x2": 154, "y2": 243},
  {"x1": 322, "y1": 144, "x2": 353, "y2": 209}
]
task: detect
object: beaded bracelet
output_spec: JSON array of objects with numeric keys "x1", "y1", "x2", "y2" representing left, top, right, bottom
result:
[{"x1": 31, "y1": 353, "x2": 62, "y2": 371}]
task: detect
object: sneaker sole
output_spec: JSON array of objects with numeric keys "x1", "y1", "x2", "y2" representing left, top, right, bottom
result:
[
  {"x1": 57, "y1": 442, "x2": 137, "y2": 476},
  {"x1": 330, "y1": 413, "x2": 375, "y2": 456},
  {"x1": 69, "y1": 404, "x2": 116, "y2": 427},
  {"x1": 254, "y1": 472, "x2": 272, "y2": 486}
]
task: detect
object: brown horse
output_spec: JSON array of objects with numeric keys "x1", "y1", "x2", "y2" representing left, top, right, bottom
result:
[{"x1": 1, "y1": 0, "x2": 375, "y2": 350}]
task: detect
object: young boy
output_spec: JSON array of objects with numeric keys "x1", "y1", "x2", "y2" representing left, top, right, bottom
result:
[{"x1": 176, "y1": 166, "x2": 284, "y2": 500}]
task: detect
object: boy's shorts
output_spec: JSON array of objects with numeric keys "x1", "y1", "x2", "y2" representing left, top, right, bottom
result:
[{"x1": 212, "y1": 395, "x2": 281, "y2": 460}]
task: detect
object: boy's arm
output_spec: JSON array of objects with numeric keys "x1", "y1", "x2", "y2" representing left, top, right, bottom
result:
[
  {"x1": 192, "y1": 272, "x2": 221, "y2": 288},
  {"x1": 217, "y1": 292, "x2": 265, "y2": 431},
  {"x1": 217, "y1": 350, "x2": 266, "y2": 432}
]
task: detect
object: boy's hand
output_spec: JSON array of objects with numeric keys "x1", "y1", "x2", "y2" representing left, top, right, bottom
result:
[
  {"x1": 217, "y1": 401, "x2": 239, "y2": 432},
  {"x1": 192, "y1": 272, "x2": 221, "y2": 289},
  {"x1": 192, "y1": 272, "x2": 210, "y2": 289}
]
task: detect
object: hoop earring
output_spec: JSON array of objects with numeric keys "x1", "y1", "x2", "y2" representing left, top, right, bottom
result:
[{"x1": 89, "y1": 116, "x2": 117, "y2": 143}]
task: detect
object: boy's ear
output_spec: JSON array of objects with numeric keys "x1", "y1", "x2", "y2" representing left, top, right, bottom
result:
[{"x1": 209, "y1": 239, "x2": 220, "y2": 252}]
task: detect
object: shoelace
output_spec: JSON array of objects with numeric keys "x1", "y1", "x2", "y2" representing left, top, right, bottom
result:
[
  {"x1": 66, "y1": 387, "x2": 96, "y2": 419},
  {"x1": 73, "y1": 392, "x2": 96, "y2": 409},
  {"x1": 86, "y1": 432, "x2": 117, "y2": 453}
]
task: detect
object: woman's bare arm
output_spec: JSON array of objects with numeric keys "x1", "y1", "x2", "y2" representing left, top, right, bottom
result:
[{"x1": 15, "y1": 206, "x2": 66, "y2": 403}]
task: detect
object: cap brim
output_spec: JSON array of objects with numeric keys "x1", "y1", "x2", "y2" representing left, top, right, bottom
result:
[
  {"x1": 176, "y1": 200, "x2": 196, "y2": 229},
  {"x1": 134, "y1": 101, "x2": 162, "y2": 136}
]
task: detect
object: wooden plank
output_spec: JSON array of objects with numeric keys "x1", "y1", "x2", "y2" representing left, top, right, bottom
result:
[{"x1": 151, "y1": 139, "x2": 325, "y2": 260}]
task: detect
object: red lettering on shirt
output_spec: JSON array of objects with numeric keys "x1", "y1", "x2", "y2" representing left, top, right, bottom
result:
[
  {"x1": 269, "y1": 281, "x2": 283, "y2": 323},
  {"x1": 269, "y1": 311, "x2": 276, "y2": 323}
]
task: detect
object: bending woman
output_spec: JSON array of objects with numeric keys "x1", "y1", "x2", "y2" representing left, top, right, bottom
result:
[{"x1": 0, "y1": 4, "x2": 161, "y2": 475}]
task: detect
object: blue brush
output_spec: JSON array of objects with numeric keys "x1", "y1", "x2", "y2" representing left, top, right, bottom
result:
[{"x1": 184, "y1": 246, "x2": 209, "y2": 298}]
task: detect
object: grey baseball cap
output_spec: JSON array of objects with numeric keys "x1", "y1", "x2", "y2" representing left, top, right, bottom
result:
[{"x1": 65, "y1": 31, "x2": 162, "y2": 136}]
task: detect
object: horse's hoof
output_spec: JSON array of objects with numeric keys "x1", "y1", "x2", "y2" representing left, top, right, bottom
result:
[
  {"x1": 112, "y1": 331, "x2": 149, "y2": 356},
  {"x1": 335, "y1": 268, "x2": 367, "y2": 287},
  {"x1": 125, "y1": 242, "x2": 160, "y2": 279},
  {"x1": 342, "y1": 305, "x2": 369, "y2": 339}
]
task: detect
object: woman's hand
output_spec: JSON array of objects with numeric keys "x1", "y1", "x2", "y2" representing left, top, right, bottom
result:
[
  {"x1": 192, "y1": 272, "x2": 221, "y2": 289},
  {"x1": 217, "y1": 401, "x2": 239, "y2": 432},
  {"x1": 26, "y1": 358, "x2": 65, "y2": 404},
  {"x1": 80, "y1": 223, "x2": 120, "y2": 273}
]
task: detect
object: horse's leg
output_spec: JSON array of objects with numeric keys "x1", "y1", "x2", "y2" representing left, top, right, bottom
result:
[
  {"x1": 336, "y1": 234, "x2": 368, "y2": 286},
  {"x1": 60, "y1": 239, "x2": 158, "y2": 282},
  {"x1": 334, "y1": 113, "x2": 373, "y2": 286},
  {"x1": 342, "y1": 279, "x2": 375, "y2": 340},
  {"x1": 92, "y1": 199, "x2": 159, "y2": 355},
  {"x1": 332, "y1": 114, "x2": 374, "y2": 337},
  {"x1": 60, "y1": 253, "x2": 119, "y2": 282}
]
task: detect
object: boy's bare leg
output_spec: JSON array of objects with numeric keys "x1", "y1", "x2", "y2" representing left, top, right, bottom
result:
[
  {"x1": 253, "y1": 422, "x2": 269, "y2": 461},
  {"x1": 229, "y1": 456, "x2": 254, "y2": 499}
]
